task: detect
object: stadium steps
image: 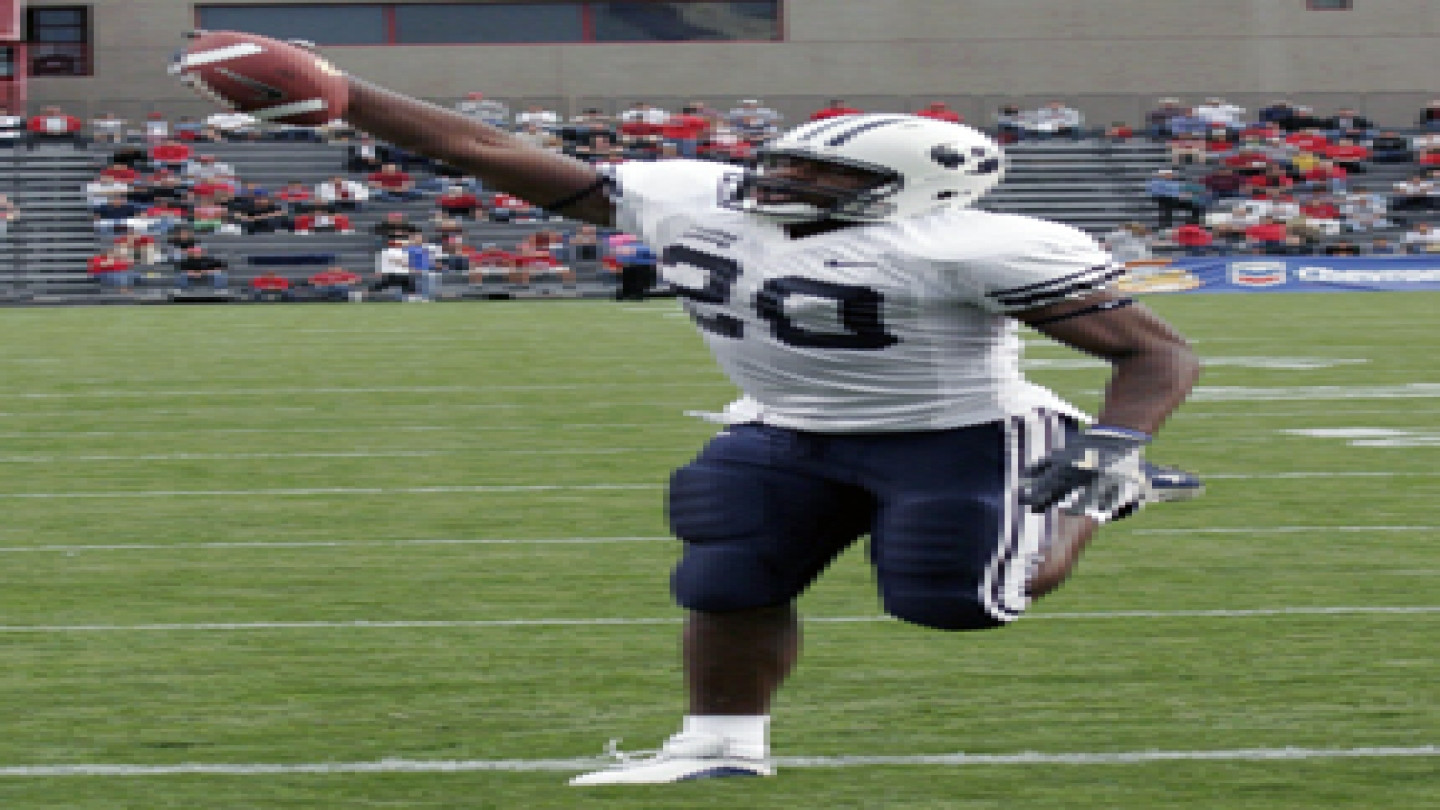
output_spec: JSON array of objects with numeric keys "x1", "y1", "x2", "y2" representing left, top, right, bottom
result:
[
  {"x1": 0, "y1": 148, "x2": 108, "y2": 294},
  {"x1": 982, "y1": 140, "x2": 1170, "y2": 232}
]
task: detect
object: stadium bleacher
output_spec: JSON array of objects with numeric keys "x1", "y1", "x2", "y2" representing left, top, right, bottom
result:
[{"x1": 1, "y1": 118, "x2": 1436, "y2": 306}]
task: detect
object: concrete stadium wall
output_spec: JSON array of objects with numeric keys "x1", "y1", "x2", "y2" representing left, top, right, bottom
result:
[{"x1": 22, "y1": 0, "x2": 1440, "y2": 129}]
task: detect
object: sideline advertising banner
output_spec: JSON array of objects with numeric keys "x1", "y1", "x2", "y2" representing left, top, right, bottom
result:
[{"x1": 1117, "y1": 256, "x2": 1440, "y2": 295}]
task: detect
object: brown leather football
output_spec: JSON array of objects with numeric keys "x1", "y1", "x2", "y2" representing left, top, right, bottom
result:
[{"x1": 173, "y1": 30, "x2": 349, "y2": 126}]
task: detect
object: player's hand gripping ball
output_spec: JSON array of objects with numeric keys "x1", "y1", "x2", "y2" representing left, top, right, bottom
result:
[{"x1": 170, "y1": 30, "x2": 349, "y2": 126}]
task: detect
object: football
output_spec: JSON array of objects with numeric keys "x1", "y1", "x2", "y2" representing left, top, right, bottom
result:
[{"x1": 171, "y1": 30, "x2": 349, "y2": 126}]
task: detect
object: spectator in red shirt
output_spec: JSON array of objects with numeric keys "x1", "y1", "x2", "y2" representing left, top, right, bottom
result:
[
  {"x1": 1323, "y1": 138, "x2": 1370, "y2": 174},
  {"x1": 659, "y1": 105, "x2": 712, "y2": 158},
  {"x1": 274, "y1": 181, "x2": 315, "y2": 213},
  {"x1": 1222, "y1": 140, "x2": 1274, "y2": 175},
  {"x1": 99, "y1": 162, "x2": 139, "y2": 184},
  {"x1": 366, "y1": 163, "x2": 423, "y2": 202},
  {"x1": 809, "y1": 98, "x2": 863, "y2": 121},
  {"x1": 488, "y1": 191, "x2": 542, "y2": 223},
  {"x1": 1245, "y1": 164, "x2": 1296, "y2": 191},
  {"x1": 436, "y1": 184, "x2": 483, "y2": 219},
  {"x1": 1244, "y1": 217, "x2": 1289, "y2": 246},
  {"x1": 1418, "y1": 146, "x2": 1440, "y2": 167},
  {"x1": 1204, "y1": 127, "x2": 1236, "y2": 155},
  {"x1": 1301, "y1": 195, "x2": 1339, "y2": 218},
  {"x1": 27, "y1": 105, "x2": 85, "y2": 149},
  {"x1": 150, "y1": 139, "x2": 193, "y2": 171},
  {"x1": 1103, "y1": 121, "x2": 1134, "y2": 143},
  {"x1": 1171, "y1": 223, "x2": 1216, "y2": 256},
  {"x1": 309, "y1": 265, "x2": 365, "y2": 301},
  {"x1": 914, "y1": 101, "x2": 961, "y2": 123},
  {"x1": 1285, "y1": 128, "x2": 1330, "y2": 153},
  {"x1": 249, "y1": 271, "x2": 292, "y2": 302},
  {"x1": 88, "y1": 244, "x2": 136, "y2": 291},
  {"x1": 293, "y1": 204, "x2": 354, "y2": 235},
  {"x1": 469, "y1": 242, "x2": 520, "y2": 285},
  {"x1": 1238, "y1": 122, "x2": 1282, "y2": 142},
  {"x1": 1303, "y1": 159, "x2": 1348, "y2": 192},
  {"x1": 513, "y1": 236, "x2": 575, "y2": 286}
]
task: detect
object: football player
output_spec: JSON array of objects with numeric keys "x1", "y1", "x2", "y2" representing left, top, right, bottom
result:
[{"x1": 270, "y1": 77, "x2": 1207, "y2": 783}]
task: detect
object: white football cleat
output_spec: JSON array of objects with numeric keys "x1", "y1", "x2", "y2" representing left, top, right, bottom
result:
[
  {"x1": 1142, "y1": 461, "x2": 1206, "y2": 504},
  {"x1": 568, "y1": 732, "x2": 774, "y2": 786}
]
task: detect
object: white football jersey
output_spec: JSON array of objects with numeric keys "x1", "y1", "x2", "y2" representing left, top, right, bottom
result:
[{"x1": 608, "y1": 160, "x2": 1118, "y2": 432}]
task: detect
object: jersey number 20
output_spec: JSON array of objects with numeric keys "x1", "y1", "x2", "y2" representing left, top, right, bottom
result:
[{"x1": 661, "y1": 245, "x2": 898, "y2": 350}]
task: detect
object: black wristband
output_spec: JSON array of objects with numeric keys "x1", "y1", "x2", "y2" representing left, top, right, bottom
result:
[
  {"x1": 1028, "y1": 297, "x2": 1135, "y2": 327},
  {"x1": 540, "y1": 176, "x2": 608, "y2": 213}
]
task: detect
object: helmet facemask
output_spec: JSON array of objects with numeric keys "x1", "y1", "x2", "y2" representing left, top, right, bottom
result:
[{"x1": 727, "y1": 151, "x2": 903, "y2": 224}]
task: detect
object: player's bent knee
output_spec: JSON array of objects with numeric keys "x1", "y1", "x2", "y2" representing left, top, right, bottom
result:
[
  {"x1": 668, "y1": 462, "x2": 788, "y2": 612},
  {"x1": 882, "y1": 588, "x2": 1012, "y2": 632},
  {"x1": 672, "y1": 545, "x2": 789, "y2": 612}
]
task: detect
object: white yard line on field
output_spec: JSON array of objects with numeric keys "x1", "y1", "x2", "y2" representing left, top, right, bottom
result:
[
  {"x1": 1, "y1": 382, "x2": 1436, "y2": 402},
  {"x1": 0, "y1": 451, "x2": 447, "y2": 463},
  {"x1": 0, "y1": 525, "x2": 1433, "y2": 554},
  {"x1": 0, "y1": 381, "x2": 727, "y2": 400},
  {"x1": 1180, "y1": 407, "x2": 1440, "y2": 418},
  {"x1": 1135, "y1": 525, "x2": 1439, "y2": 535},
  {"x1": 0, "y1": 423, "x2": 666, "y2": 439},
  {"x1": 0, "y1": 471, "x2": 1434, "y2": 500},
  {"x1": 0, "y1": 536, "x2": 674, "y2": 553},
  {"x1": 0, "y1": 447, "x2": 676, "y2": 464},
  {"x1": 0, "y1": 745, "x2": 1435, "y2": 777},
  {"x1": 0, "y1": 606, "x2": 1435, "y2": 634},
  {"x1": 0, "y1": 484, "x2": 660, "y2": 500}
]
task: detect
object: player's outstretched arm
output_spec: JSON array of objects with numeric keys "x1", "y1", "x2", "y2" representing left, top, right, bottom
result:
[{"x1": 344, "y1": 80, "x2": 614, "y2": 227}]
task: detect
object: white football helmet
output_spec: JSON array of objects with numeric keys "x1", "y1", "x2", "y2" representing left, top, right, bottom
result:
[{"x1": 724, "y1": 113, "x2": 1006, "y2": 223}]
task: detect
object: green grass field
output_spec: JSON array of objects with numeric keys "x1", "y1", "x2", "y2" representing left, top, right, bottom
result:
[{"x1": 0, "y1": 293, "x2": 1435, "y2": 809}]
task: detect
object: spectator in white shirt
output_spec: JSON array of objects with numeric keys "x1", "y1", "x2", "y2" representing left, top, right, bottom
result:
[
  {"x1": 726, "y1": 99, "x2": 783, "y2": 143},
  {"x1": 619, "y1": 101, "x2": 670, "y2": 127},
  {"x1": 84, "y1": 177, "x2": 132, "y2": 208},
  {"x1": 205, "y1": 111, "x2": 261, "y2": 141},
  {"x1": 1023, "y1": 100, "x2": 1085, "y2": 141},
  {"x1": 1205, "y1": 202, "x2": 1261, "y2": 242},
  {"x1": 143, "y1": 112, "x2": 170, "y2": 144},
  {"x1": 184, "y1": 154, "x2": 238, "y2": 184},
  {"x1": 1402, "y1": 222, "x2": 1440, "y2": 253},
  {"x1": 0, "y1": 106, "x2": 24, "y2": 147},
  {"x1": 455, "y1": 93, "x2": 510, "y2": 128},
  {"x1": 314, "y1": 175, "x2": 369, "y2": 211},
  {"x1": 1194, "y1": 97, "x2": 1246, "y2": 132},
  {"x1": 515, "y1": 104, "x2": 562, "y2": 133},
  {"x1": 90, "y1": 112, "x2": 127, "y2": 145}
]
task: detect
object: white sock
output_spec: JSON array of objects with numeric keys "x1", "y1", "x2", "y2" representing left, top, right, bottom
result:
[{"x1": 683, "y1": 715, "x2": 770, "y2": 759}]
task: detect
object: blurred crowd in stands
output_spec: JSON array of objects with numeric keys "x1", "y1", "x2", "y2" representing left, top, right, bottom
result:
[
  {"x1": 1129, "y1": 96, "x2": 1440, "y2": 259},
  {"x1": 6, "y1": 91, "x2": 1436, "y2": 298}
]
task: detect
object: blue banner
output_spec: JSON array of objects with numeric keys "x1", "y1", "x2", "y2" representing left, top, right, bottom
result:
[{"x1": 1117, "y1": 255, "x2": 1440, "y2": 294}]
